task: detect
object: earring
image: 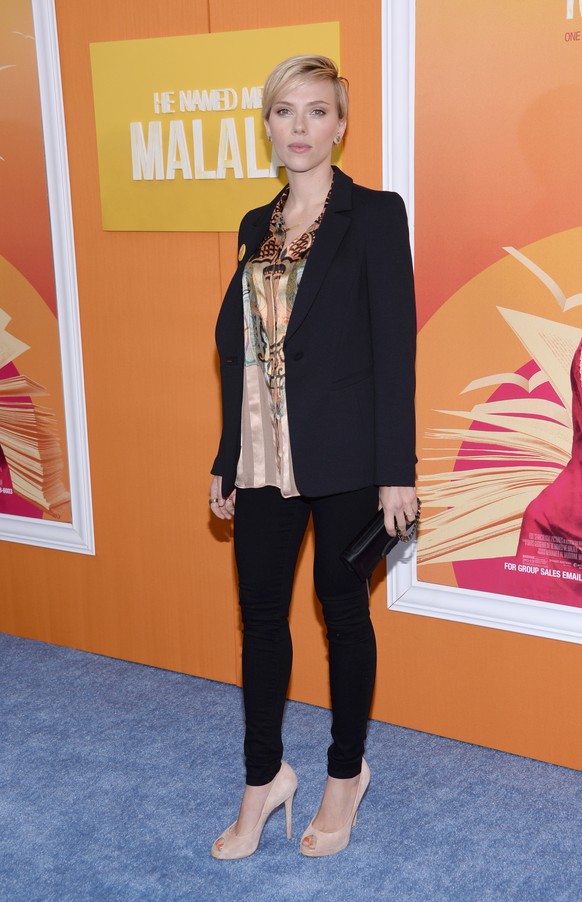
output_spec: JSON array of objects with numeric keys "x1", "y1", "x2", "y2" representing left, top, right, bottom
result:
[
  {"x1": 335, "y1": 134, "x2": 342, "y2": 144},
  {"x1": 267, "y1": 134, "x2": 272, "y2": 142}
]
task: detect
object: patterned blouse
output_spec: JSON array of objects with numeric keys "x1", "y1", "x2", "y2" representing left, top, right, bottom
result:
[{"x1": 235, "y1": 185, "x2": 331, "y2": 496}]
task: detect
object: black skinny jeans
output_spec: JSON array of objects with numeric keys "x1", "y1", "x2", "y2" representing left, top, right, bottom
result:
[{"x1": 234, "y1": 484, "x2": 378, "y2": 786}]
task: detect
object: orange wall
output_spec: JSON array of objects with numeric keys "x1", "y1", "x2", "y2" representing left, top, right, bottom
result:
[{"x1": 2, "y1": 0, "x2": 582, "y2": 774}]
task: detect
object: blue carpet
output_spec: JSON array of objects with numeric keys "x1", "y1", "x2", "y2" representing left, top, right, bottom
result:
[{"x1": 1, "y1": 632, "x2": 581, "y2": 901}]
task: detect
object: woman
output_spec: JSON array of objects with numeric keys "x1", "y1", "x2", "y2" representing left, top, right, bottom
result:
[
  {"x1": 209, "y1": 55, "x2": 417, "y2": 859},
  {"x1": 515, "y1": 337, "x2": 582, "y2": 605}
]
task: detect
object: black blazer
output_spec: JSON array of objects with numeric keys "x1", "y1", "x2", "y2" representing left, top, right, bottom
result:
[{"x1": 212, "y1": 166, "x2": 416, "y2": 498}]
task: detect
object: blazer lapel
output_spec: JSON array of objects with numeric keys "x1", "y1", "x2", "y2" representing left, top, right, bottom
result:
[
  {"x1": 237, "y1": 188, "x2": 284, "y2": 268},
  {"x1": 286, "y1": 167, "x2": 353, "y2": 341},
  {"x1": 218, "y1": 188, "x2": 284, "y2": 353}
]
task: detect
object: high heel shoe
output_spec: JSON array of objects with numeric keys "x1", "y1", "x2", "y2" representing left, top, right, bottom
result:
[
  {"x1": 211, "y1": 761, "x2": 298, "y2": 860},
  {"x1": 300, "y1": 758, "x2": 370, "y2": 858}
]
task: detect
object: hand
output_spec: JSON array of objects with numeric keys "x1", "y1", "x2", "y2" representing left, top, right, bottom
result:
[
  {"x1": 378, "y1": 486, "x2": 417, "y2": 537},
  {"x1": 209, "y1": 475, "x2": 236, "y2": 520}
]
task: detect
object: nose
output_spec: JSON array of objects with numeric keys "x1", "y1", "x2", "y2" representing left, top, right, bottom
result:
[{"x1": 292, "y1": 114, "x2": 307, "y2": 134}]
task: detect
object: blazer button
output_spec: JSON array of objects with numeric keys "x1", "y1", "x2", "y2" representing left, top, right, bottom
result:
[{"x1": 293, "y1": 351, "x2": 304, "y2": 361}]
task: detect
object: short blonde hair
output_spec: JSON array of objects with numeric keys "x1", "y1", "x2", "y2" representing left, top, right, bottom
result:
[{"x1": 262, "y1": 55, "x2": 349, "y2": 122}]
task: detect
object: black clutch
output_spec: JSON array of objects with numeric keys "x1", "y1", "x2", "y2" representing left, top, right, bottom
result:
[{"x1": 340, "y1": 500, "x2": 421, "y2": 582}]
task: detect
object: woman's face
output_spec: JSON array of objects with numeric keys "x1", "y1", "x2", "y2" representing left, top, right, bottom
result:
[{"x1": 265, "y1": 78, "x2": 345, "y2": 177}]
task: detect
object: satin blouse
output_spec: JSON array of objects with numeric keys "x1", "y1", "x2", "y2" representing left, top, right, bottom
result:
[{"x1": 235, "y1": 187, "x2": 329, "y2": 497}]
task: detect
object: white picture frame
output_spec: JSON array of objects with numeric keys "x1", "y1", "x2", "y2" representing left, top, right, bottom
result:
[
  {"x1": 0, "y1": 0, "x2": 94, "y2": 554},
  {"x1": 381, "y1": 0, "x2": 582, "y2": 644}
]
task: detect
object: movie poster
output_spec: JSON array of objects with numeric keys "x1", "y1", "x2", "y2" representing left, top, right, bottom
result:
[
  {"x1": 0, "y1": 0, "x2": 71, "y2": 523},
  {"x1": 415, "y1": 0, "x2": 582, "y2": 607},
  {"x1": 90, "y1": 22, "x2": 341, "y2": 232}
]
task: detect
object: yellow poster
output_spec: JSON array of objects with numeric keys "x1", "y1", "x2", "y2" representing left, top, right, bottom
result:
[{"x1": 90, "y1": 22, "x2": 341, "y2": 232}]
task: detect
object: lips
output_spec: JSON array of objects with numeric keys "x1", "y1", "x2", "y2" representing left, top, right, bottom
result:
[{"x1": 288, "y1": 143, "x2": 311, "y2": 153}]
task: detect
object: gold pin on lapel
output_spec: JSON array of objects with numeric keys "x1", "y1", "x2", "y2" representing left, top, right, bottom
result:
[{"x1": 238, "y1": 243, "x2": 246, "y2": 262}]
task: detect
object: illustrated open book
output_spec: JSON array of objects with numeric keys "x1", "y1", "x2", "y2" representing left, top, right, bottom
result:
[
  {"x1": 418, "y1": 308, "x2": 582, "y2": 565},
  {"x1": 0, "y1": 307, "x2": 70, "y2": 517}
]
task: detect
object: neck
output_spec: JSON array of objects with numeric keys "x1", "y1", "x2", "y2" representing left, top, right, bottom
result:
[{"x1": 285, "y1": 164, "x2": 334, "y2": 211}]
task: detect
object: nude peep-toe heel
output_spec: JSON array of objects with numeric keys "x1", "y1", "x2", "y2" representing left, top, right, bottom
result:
[
  {"x1": 300, "y1": 758, "x2": 370, "y2": 858},
  {"x1": 211, "y1": 761, "x2": 298, "y2": 860}
]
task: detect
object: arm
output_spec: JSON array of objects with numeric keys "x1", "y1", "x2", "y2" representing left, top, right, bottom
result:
[{"x1": 366, "y1": 193, "x2": 418, "y2": 533}]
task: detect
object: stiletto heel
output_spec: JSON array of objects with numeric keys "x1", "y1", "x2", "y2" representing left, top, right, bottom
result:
[
  {"x1": 211, "y1": 761, "x2": 298, "y2": 860},
  {"x1": 285, "y1": 793, "x2": 294, "y2": 839},
  {"x1": 300, "y1": 758, "x2": 370, "y2": 858}
]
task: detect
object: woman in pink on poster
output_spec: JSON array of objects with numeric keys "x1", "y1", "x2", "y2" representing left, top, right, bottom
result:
[
  {"x1": 515, "y1": 337, "x2": 582, "y2": 603},
  {"x1": 208, "y1": 55, "x2": 417, "y2": 859}
]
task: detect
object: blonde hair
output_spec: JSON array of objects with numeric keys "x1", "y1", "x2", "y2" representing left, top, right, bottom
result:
[{"x1": 262, "y1": 55, "x2": 349, "y2": 122}]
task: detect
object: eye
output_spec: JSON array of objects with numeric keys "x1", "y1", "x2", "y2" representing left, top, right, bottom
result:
[
  {"x1": 311, "y1": 108, "x2": 326, "y2": 116},
  {"x1": 274, "y1": 106, "x2": 291, "y2": 116}
]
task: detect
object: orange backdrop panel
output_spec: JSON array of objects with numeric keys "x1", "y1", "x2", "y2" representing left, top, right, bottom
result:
[{"x1": 1, "y1": 0, "x2": 582, "y2": 774}]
